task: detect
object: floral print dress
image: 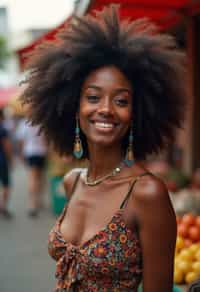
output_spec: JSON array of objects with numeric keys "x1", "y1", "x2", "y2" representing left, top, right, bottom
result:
[{"x1": 48, "y1": 174, "x2": 147, "y2": 291}]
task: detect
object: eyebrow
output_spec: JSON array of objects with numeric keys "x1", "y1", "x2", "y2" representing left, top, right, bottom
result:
[
  {"x1": 114, "y1": 88, "x2": 132, "y2": 95},
  {"x1": 85, "y1": 85, "x2": 101, "y2": 91},
  {"x1": 85, "y1": 85, "x2": 132, "y2": 95}
]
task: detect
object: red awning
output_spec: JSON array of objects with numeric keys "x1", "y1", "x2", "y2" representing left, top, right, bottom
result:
[
  {"x1": 17, "y1": 16, "x2": 72, "y2": 70},
  {"x1": 16, "y1": 0, "x2": 200, "y2": 69},
  {"x1": 89, "y1": 0, "x2": 200, "y2": 29}
]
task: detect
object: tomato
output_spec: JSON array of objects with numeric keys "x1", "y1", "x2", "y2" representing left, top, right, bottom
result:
[
  {"x1": 182, "y1": 213, "x2": 196, "y2": 227},
  {"x1": 188, "y1": 226, "x2": 200, "y2": 242},
  {"x1": 176, "y1": 216, "x2": 181, "y2": 225},
  {"x1": 178, "y1": 224, "x2": 188, "y2": 238},
  {"x1": 195, "y1": 216, "x2": 200, "y2": 228}
]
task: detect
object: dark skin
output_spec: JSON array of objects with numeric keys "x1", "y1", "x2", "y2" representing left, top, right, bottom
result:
[{"x1": 60, "y1": 66, "x2": 177, "y2": 292}]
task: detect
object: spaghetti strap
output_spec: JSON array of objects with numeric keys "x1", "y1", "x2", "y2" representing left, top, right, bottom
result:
[
  {"x1": 70, "y1": 170, "x2": 81, "y2": 196},
  {"x1": 59, "y1": 170, "x2": 81, "y2": 223},
  {"x1": 120, "y1": 172, "x2": 151, "y2": 209}
]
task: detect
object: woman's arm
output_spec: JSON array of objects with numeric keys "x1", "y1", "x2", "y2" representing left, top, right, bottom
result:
[{"x1": 132, "y1": 175, "x2": 177, "y2": 292}]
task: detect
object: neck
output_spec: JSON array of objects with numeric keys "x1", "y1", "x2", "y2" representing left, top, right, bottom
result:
[{"x1": 87, "y1": 143, "x2": 123, "y2": 180}]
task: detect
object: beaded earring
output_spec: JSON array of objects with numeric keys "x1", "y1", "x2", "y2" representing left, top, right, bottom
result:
[
  {"x1": 124, "y1": 125, "x2": 134, "y2": 167},
  {"x1": 73, "y1": 115, "x2": 83, "y2": 159}
]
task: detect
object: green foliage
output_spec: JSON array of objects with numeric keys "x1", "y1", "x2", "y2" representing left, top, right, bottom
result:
[{"x1": 0, "y1": 36, "x2": 10, "y2": 68}]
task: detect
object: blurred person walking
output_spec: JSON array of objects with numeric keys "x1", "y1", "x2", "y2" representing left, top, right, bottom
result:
[
  {"x1": 16, "y1": 118, "x2": 48, "y2": 217},
  {"x1": 0, "y1": 109, "x2": 13, "y2": 219}
]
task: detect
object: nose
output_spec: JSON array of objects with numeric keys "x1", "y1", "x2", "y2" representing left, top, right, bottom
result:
[{"x1": 97, "y1": 96, "x2": 114, "y2": 116}]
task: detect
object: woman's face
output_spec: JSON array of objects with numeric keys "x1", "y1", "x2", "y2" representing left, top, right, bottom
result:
[{"x1": 79, "y1": 65, "x2": 133, "y2": 148}]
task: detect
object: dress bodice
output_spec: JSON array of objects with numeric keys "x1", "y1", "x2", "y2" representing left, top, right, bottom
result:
[{"x1": 48, "y1": 206, "x2": 142, "y2": 291}]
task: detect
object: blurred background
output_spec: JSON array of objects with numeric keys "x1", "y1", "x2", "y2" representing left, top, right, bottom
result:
[{"x1": 0, "y1": 1, "x2": 200, "y2": 291}]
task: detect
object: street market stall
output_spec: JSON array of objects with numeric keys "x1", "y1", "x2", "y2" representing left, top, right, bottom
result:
[{"x1": 15, "y1": 0, "x2": 200, "y2": 70}]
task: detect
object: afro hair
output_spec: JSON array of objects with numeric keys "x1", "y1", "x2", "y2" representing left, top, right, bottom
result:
[{"x1": 21, "y1": 5, "x2": 187, "y2": 160}]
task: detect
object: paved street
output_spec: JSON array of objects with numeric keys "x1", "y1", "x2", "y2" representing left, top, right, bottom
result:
[{"x1": 0, "y1": 161, "x2": 57, "y2": 292}]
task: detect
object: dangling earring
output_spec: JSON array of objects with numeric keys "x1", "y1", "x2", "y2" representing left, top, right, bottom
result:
[
  {"x1": 124, "y1": 125, "x2": 134, "y2": 167},
  {"x1": 73, "y1": 115, "x2": 83, "y2": 159}
]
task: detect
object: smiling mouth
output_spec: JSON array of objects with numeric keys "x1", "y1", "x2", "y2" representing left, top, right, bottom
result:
[
  {"x1": 90, "y1": 120, "x2": 118, "y2": 131},
  {"x1": 95, "y1": 122, "x2": 115, "y2": 129}
]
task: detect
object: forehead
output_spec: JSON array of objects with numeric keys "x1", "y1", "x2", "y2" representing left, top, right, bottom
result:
[{"x1": 81, "y1": 65, "x2": 133, "y2": 91}]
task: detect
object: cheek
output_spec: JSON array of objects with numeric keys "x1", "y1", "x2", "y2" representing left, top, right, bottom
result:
[
  {"x1": 119, "y1": 108, "x2": 132, "y2": 125},
  {"x1": 79, "y1": 104, "x2": 92, "y2": 133},
  {"x1": 79, "y1": 97, "x2": 96, "y2": 117},
  {"x1": 79, "y1": 99, "x2": 90, "y2": 120}
]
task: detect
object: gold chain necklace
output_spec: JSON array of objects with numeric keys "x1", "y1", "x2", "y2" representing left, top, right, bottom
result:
[{"x1": 84, "y1": 160, "x2": 125, "y2": 186}]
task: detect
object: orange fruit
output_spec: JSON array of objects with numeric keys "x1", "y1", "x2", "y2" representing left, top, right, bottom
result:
[
  {"x1": 195, "y1": 249, "x2": 200, "y2": 261},
  {"x1": 179, "y1": 248, "x2": 194, "y2": 262},
  {"x1": 176, "y1": 236, "x2": 185, "y2": 251},
  {"x1": 188, "y1": 244, "x2": 200, "y2": 255},
  {"x1": 176, "y1": 260, "x2": 192, "y2": 275},
  {"x1": 185, "y1": 271, "x2": 199, "y2": 284},
  {"x1": 192, "y1": 261, "x2": 200, "y2": 274},
  {"x1": 174, "y1": 269, "x2": 184, "y2": 284}
]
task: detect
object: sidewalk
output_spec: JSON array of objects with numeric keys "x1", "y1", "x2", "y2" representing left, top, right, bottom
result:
[{"x1": 0, "y1": 161, "x2": 56, "y2": 292}]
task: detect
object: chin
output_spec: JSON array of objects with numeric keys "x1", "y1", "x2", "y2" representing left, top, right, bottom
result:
[{"x1": 88, "y1": 135, "x2": 121, "y2": 148}]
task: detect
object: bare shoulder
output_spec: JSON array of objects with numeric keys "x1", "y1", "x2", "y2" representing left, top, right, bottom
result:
[
  {"x1": 127, "y1": 162, "x2": 168, "y2": 202},
  {"x1": 133, "y1": 173, "x2": 169, "y2": 204},
  {"x1": 131, "y1": 173, "x2": 176, "y2": 226},
  {"x1": 63, "y1": 168, "x2": 85, "y2": 198}
]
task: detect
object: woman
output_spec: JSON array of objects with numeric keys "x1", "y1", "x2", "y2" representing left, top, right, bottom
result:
[{"x1": 21, "y1": 5, "x2": 187, "y2": 292}]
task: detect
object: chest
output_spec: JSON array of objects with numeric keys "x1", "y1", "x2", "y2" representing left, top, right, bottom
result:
[
  {"x1": 60, "y1": 183, "x2": 134, "y2": 247},
  {"x1": 50, "y1": 207, "x2": 141, "y2": 267}
]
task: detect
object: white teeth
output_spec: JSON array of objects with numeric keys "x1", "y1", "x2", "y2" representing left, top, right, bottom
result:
[{"x1": 95, "y1": 122, "x2": 114, "y2": 128}]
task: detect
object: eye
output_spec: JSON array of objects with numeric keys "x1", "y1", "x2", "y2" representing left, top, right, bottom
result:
[
  {"x1": 114, "y1": 97, "x2": 129, "y2": 107},
  {"x1": 86, "y1": 95, "x2": 99, "y2": 103}
]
